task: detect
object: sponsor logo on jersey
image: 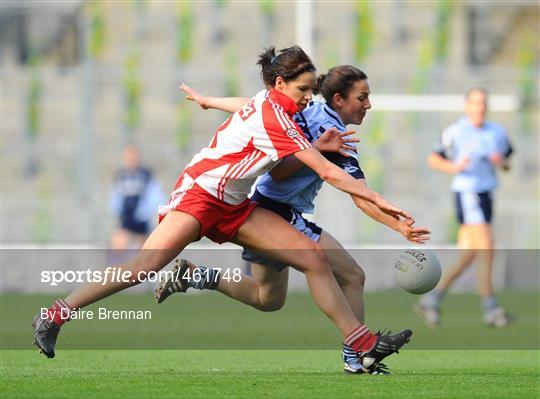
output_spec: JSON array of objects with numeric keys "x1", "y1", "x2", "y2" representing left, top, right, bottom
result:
[
  {"x1": 343, "y1": 162, "x2": 359, "y2": 174},
  {"x1": 286, "y1": 128, "x2": 301, "y2": 139}
]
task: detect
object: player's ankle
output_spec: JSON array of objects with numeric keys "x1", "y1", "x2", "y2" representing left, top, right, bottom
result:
[
  {"x1": 45, "y1": 299, "x2": 72, "y2": 326},
  {"x1": 344, "y1": 324, "x2": 377, "y2": 353}
]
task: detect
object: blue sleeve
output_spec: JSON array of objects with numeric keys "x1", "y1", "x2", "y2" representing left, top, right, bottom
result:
[
  {"x1": 434, "y1": 126, "x2": 455, "y2": 159},
  {"x1": 498, "y1": 130, "x2": 514, "y2": 159},
  {"x1": 323, "y1": 153, "x2": 365, "y2": 179},
  {"x1": 503, "y1": 139, "x2": 514, "y2": 159}
]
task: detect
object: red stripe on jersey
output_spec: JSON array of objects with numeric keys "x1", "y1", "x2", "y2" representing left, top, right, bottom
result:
[
  {"x1": 270, "y1": 101, "x2": 311, "y2": 150},
  {"x1": 216, "y1": 147, "x2": 258, "y2": 201},
  {"x1": 216, "y1": 150, "x2": 266, "y2": 201},
  {"x1": 209, "y1": 115, "x2": 234, "y2": 149},
  {"x1": 261, "y1": 100, "x2": 309, "y2": 158},
  {"x1": 186, "y1": 137, "x2": 256, "y2": 190},
  {"x1": 230, "y1": 150, "x2": 266, "y2": 182}
]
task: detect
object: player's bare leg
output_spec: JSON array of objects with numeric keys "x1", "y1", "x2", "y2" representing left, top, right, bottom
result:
[
  {"x1": 471, "y1": 224, "x2": 511, "y2": 327},
  {"x1": 470, "y1": 224, "x2": 494, "y2": 296},
  {"x1": 237, "y1": 264, "x2": 289, "y2": 311},
  {"x1": 33, "y1": 211, "x2": 201, "y2": 357},
  {"x1": 110, "y1": 228, "x2": 131, "y2": 250},
  {"x1": 317, "y1": 231, "x2": 375, "y2": 373},
  {"x1": 318, "y1": 231, "x2": 365, "y2": 322}
]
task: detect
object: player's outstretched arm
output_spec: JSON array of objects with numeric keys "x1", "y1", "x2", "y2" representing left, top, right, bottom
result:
[
  {"x1": 294, "y1": 148, "x2": 411, "y2": 220},
  {"x1": 271, "y1": 127, "x2": 358, "y2": 181},
  {"x1": 351, "y1": 191, "x2": 430, "y2": 244},
  {"x1": 427, "y1": 152, "x2": 469, "y2": 175},
  {"x1": 179, "y1": 83, "x2": 249, "y2": 113}
]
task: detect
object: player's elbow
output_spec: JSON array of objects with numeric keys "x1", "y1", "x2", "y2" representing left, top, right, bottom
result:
[
  {"x1": 427, "y1": 153, "x2": 440, "y2": 169},
  {"x1": 317, "y1": 165, "x2": 335, "y2": 182},
  {"x1": 353, "y1": 196, "x2": 369, "y2": 211}
]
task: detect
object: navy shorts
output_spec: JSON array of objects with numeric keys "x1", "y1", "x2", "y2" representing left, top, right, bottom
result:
[
  {"x1": 455, "y1": 191, "x2": 493, "y2": 225},
  {"x1": 242, "y1": 190, "x2": 323, "y2": 272},
  {"x1": 121, "y1": 219, "x2": 149, "y2": 235}
]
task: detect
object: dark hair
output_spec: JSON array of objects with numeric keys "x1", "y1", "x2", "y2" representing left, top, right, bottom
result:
[
  {"x1": 315, "y1": 65, "x2": 368, "y2": 105},
  {"x1": 257, "y1": 45, "x2": 316, "y2": 87}
]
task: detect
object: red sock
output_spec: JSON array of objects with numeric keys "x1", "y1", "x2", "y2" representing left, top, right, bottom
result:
[
  {"x1": 345, "y1": 324, "x2": 377, "y2": 353},
  {"x1": 45, "y1": 299, "x2": 72, "y2": 326}
]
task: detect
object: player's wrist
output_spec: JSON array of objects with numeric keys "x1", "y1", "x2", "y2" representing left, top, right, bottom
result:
[
  {"x1": 201, "y1": 96, "x2": 212, "y2": 109},
  {"x1": 394, "y1": 220, "x2": 406, "y2": 234}
]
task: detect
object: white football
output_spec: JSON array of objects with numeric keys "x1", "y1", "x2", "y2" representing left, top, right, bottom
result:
[{"x1": 393, "y1": 249, "x2": 442, "y2": 294}]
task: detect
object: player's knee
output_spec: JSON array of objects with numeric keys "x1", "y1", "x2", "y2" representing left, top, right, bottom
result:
[
  {"x1": 289, "y1": 241, "x2": 329, "y2": 273},
  {"x1": 257, "y1": 297, "x2": 285, "y2": 312},
  {"x1": 307, "y1": 244, "x2": 330, "y2": 273},
  {"x1": 342, "y1": 264, "x2": 366, "y2": 289}
]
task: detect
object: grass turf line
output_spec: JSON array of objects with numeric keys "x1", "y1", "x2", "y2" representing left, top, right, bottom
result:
[{"x1": 1, "y1": 350, "x2": 539, "y2": 399}]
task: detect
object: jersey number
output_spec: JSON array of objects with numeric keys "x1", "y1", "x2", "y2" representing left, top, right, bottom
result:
[{"x1": 239, "y1": 101, "x2": 256, "y2": 121}]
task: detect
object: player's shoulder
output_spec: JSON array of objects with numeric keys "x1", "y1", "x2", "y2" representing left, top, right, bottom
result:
[
  {"x1": 441, "y1": 120, "x2": 462, "y2": 143},
  {"x1": 484, "y1": 121, "x2": 507, "y2": 136},
  {"x1": 304, "y1": 99, "x2": 325, "y2": 112},
  {"x1": 260, "y1": 89, "x2": 285, "y2": 113},
  {"x1": 255, "y1": 89, "x2": 268, "y2": 101}
]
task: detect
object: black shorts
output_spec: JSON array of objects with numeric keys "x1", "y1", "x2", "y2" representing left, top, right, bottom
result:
[
  {"x1": 455, "y1": 191, "x2": 493, "y2": 225},
  {"x1": 241, "y1": 190, "x2": 323, "y2": 272},
  {"x1": 121, "y1": 219, "x2": 149, "y2": 235}
]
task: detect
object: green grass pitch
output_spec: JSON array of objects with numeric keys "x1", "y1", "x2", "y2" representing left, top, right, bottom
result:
[
  {"x1": 1, "y1": 291, "x2": 539, "y2": 398},
  {"x1": 2, "y1": 350, "x2": 538, "y2": 398}
]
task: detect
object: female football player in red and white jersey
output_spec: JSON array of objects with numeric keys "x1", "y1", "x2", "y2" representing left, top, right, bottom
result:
[{"x1": 33, "y1": 46, "x2": 412, "y2": 367}]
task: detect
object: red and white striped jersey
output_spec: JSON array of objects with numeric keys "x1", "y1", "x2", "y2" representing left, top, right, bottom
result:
[{"x1": 174, "y1": 89, "x2": 311, "y2": 205}]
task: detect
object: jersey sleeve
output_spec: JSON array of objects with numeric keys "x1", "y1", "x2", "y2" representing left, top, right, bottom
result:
[
  {"x1": 259, "y1": 103, "x2": 312, "y2": 161},
  {"x1": 434, "y1": 125, "x2": 456, "y2": 159},
  {"x1": 496, "y1": 128, "x2": 514, "y2": 159},
  {"x1": 323, "y1": 152, "x2": 365, "y2": 179}
]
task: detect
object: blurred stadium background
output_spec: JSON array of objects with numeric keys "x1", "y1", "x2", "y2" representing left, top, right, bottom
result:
[{"x1": 1, "y1": 1, "x2": 539, "y2": 292}]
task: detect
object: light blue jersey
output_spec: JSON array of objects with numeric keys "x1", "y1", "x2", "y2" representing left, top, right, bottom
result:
[
  {"x1": 436, "y1": 117, "x2": 512, "y2": 192},
  {"x1": 255, "y1": 101, "x2": 363, "y2": 213}
]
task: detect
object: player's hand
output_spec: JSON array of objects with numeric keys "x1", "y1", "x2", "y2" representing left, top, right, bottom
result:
[
  {"x1": 396, "y1": 219, "x2": 431, "y2": 244},
  {"x1": 374, "y1": 196, "x2": 413, "y2": 221},
  {"x1": 489, "y1": 152, "x2": 504, "y2": 168},
  {"x1": 313, "y1": 127, "x2": 359, "y2": 157},
  {"x1": 179, "y1": 83, "x2": 209, "y2": 110},
  {"x1": 454, "y1": 157, "x2": 470, "y2": 173}
]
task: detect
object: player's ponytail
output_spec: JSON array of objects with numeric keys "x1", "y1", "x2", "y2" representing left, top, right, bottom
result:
[
  {"x1": 257, "y1": 45, "x2": 316, "y2": 87},
  {"x1": 257, "y1": 47, "x2": 277, "y2": 70},
  {"x1": 314, "y1": 74, "x2": 327, "y2": 95}
]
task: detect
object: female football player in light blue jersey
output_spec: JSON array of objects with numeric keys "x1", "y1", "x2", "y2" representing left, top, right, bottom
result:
[
  {"x1": 156, "y1": 64, "x2": 430, "y2": 374},
  {"x1": 416, "y1": 88, "x2": 514, "y2": 329}
]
